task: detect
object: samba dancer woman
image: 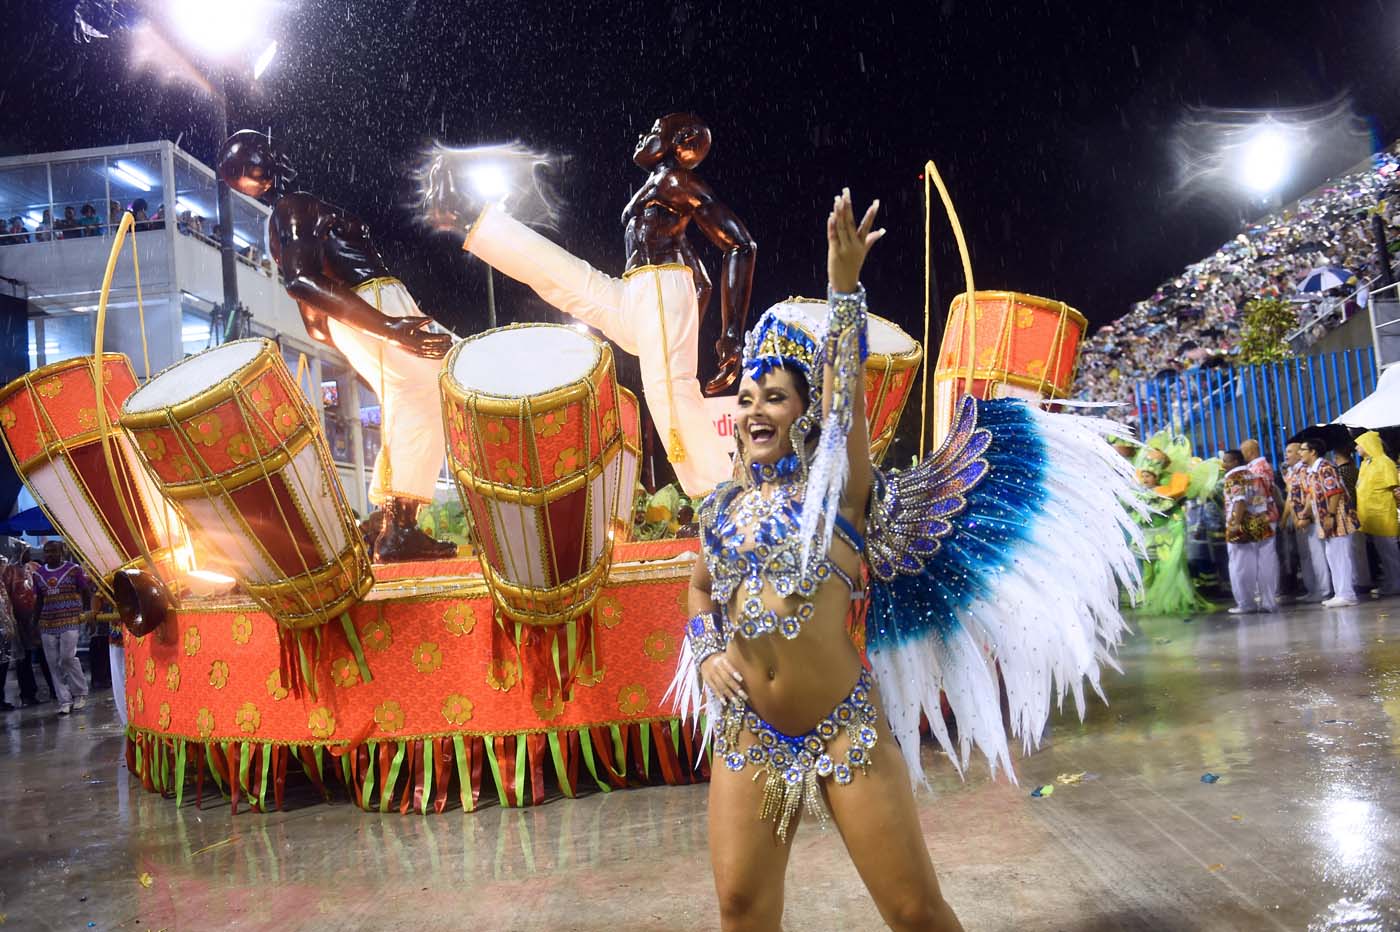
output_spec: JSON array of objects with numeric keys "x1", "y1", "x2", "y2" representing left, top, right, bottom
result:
[
  {"x1": 671, "y1": 190, "x2": 1143, "y2": 930},
  {"x1": 680, "y1": 190, "x2": 960, "y2": 930}
]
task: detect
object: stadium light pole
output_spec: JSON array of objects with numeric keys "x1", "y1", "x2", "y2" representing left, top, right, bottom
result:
[
  {"x1": 167, "y1": 0, "x2": 277, "y2": 342},
  {"x1": 468, "y1": 165, "x2": 510, "y2": 329}
]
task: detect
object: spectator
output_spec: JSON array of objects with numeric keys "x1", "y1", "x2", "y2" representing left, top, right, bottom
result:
[
  {"x1": 1355, "y1": 431, "x2": 1400, "y2": 596},
  {"x1": 108, "y1": 200, "x2": 121, "y2": 228},
  {"x1": 4, "y1": 217, "x2": 29, "y2": 244},
  {"x1": 0, "y1": 555, "x2": 16, "y2": 711},
  {"x1": 1222, "y1": 449, "x2": 1279, "y2": 614},
  {"x1": 56, "y1": 206, "x2": 78, "y2": 239},
  {"x1": 130, "y1": 198, "x2": 150, "y2": 231},
  {"x1": 1302, "y1": 439, "x2": 1361, "y2": 608},
  {"x1": 77, "y1": 203, "x2": 101, "y2": 237},
  {"x1": 34, "y1": 209, "x2": 53, "y2": 242},
  {"x1": 32, "y1": 540, "x2": 94, "y2": 715}
]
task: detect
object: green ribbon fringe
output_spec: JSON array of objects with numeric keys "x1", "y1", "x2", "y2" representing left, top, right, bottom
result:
[{"x1": 123, "y1": 717, "x2": 704, "y2": 814}]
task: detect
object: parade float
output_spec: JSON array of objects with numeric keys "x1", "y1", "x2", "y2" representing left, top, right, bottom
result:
[{"x1": 0, "y1": 149, "x2": 1097, "y2": 816}]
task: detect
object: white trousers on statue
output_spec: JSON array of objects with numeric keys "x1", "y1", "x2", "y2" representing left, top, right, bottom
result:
[
  {"x1": 327, "y1": 279, "x2": 449, "y2": 504},
  {"x1": 1370, "y1": 535, "x2": 1400, "y2": 595},
  {"x1": 1323, "y1": 535, "x2": 1357, "y2": 602},
  {"x1": 1228, "y1": 541, "x2": 1277, "y2": 612},
  {"x1": 464, "y1": 205, "x2": 731, "y2": 496}
]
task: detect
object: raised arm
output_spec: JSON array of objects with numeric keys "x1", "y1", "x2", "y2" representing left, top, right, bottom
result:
[{"x1": 824, "y1": 189, "x2": 885, "y2": 514}]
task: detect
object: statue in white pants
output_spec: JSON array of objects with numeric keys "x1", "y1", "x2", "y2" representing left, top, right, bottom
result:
[{"x1": 427, "y1": 114, "x2": 756, "y2": 497}]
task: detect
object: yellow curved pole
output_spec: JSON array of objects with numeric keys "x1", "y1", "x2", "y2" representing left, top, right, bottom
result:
[
  {"x1": 923, "y1": 159, "x2": 979, "y2": 397},
  {"x1": 91, "y1": 212, "x2": 161, "y2": 584}
]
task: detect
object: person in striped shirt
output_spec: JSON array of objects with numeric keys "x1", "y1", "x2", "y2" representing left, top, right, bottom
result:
[{"x1": 33, "y1": 541, "x2": 94, "y2": 715}]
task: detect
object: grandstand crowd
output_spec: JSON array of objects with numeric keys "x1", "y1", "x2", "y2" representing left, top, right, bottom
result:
[{"x1": 1075, "y1": 145, "x2": 1400, "y2": 410}]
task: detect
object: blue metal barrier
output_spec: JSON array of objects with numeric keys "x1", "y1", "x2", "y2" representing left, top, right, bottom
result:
[{"x1": 1133, "y1": 347, "x2": 1380, "y2": 465}]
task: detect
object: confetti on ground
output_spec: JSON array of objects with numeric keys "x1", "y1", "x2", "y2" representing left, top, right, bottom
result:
[
  {"x1": 1208, "y1": 863, "x2": 1225, "y2": 872},
  {"x1": 1030, "y1": 785, "x2": 1055, "y2": 798},
  {"x1": 1322, "y1": 719, "x2": 1354, "y2": 725},
  {"x1": 1231, "y1": 814, "x2": 1244, "y2": 822},
  {"x1": 1201, "y1": 772, "x2": 1220, "y2": 784},
  {"x1": 1056, "y1": 772, "x2": 1086, "y2": 785},
  {"x1": 1153, "y1": 637, "x2": 1172, "y2": 645},
  {"x1": 191, "y1": 838, "x2": 235, "y2": 857},
  {"x1": 137, "y1": 872, "x2": 153, "y2": 888}
]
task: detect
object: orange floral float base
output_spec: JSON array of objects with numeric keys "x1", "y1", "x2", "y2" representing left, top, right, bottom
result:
[{"x1": 123, "y1": 540, "x2": 711, "y2": 814}]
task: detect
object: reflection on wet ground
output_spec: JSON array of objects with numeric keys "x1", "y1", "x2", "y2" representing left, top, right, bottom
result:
[{"x1": 3, "y1": 602, "x2": 1400, "y2": 930}]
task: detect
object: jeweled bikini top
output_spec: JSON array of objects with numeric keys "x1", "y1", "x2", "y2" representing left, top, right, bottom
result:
[{"x1": 700, "y1": 453, "x2": 865, "y2": 641}]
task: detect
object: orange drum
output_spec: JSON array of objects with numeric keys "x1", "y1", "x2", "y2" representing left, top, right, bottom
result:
[
  {"x1": 0, "y1": 355, "x2": 189, "y2": 593},
  {"x1": 441, "y1": 323, "x2": 633, "y2": 625},
  {"x1": 762, "y1": 299, "x2": 923, "y2": 464},
  {"x1": 933, "y1": 291, "x2": 1086, "y2": 445},
  {"x1": 120, "y1": 340, "x2": 372, "y2": 630}
]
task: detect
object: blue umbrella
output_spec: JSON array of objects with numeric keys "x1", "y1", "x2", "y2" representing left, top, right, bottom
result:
[
  {"x1": 1297, "y1": 266, "x2": 1356, "y2": 293},
  {"x1": 0, "y1": 506, "x2": 56, "y2": 536}
]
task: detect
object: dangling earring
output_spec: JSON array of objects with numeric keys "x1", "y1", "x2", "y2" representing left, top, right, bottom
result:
[
  {"x1": 789, "y1": 412, "x2": 813, "y2": 485},
  {"x1": 734, "y1": 429, "x2": 751, "y2": 487}
]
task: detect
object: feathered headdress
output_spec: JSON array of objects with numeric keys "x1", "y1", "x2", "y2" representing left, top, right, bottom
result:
[{"x1": 742, "y1": 306, "x2": 820, "y2": 387}]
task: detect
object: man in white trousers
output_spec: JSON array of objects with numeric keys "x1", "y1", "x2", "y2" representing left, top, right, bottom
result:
[
  {"x1": 1301, "y1": 439, "x2": 1361, "y2": 607},
  {"x1": 1222, "y1": 450, "x2": 1278, "y2": 614},
  {"x1": 1284, "y1": 443, "x2": 1325, "y2": 601}
]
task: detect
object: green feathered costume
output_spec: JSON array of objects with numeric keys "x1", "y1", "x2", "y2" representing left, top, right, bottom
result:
[{"x1": 1124, "y1": 432, "x2": 1221, "y2": 616}]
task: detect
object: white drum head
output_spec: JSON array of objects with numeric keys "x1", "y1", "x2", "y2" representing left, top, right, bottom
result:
[
  {"x1": 125, "y1": 339, "x2": 267, "y2": 413},
  {"x1": 450, "y1": 325, "x2": 600, "y2": 398},
  {"x1": 764, "y1": 299, "x2": 916, "y2": 357}
]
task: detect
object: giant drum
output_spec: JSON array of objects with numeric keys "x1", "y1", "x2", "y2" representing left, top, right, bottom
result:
[
  {"x1": 933, "y1": 291, "x2": 1086, "y2": 446},
  {"x1": 441, "y1": 324, "x2": 632, "y2": 625},
  {"x1": 0, "y1": 355, "x2": 189, "y2": 596},
  {"x1": 120, "y1": 340, "x2": 372, "y2": 630},
  {"x1": 762, "y1": 299, "x2": 923, "y2": 464}
]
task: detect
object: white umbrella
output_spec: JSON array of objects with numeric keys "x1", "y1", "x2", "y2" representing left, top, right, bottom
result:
[{"x1": 1334, "y1": 364, "x2": 1400, "y2": 428}]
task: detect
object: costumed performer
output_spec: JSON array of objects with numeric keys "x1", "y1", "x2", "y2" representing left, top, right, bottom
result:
[
  {"x1": 1220, "y1": 449, "x2": 1278, "y2": 614},
  {"x1": 1355, "y1": 431, "x2": 1400, "y2": 596},
  {"x1": 1129, "y1": 433, "x2": 1220, "y2": 615},
  {"x1": 666, "y1": 190, "x2": 1143, "y2": 930},
  {"x1": 217, "y1": 130, "x2": 457, "y2": 563},
  {"x1": 426, "y1": 114, "x2": 756, "y2": 497},
  {"x1": 33, "y1": 541, "x2": 94, "y2": 716},
  {"x1": 1283, "y1": 442, "x2": 1324, "y2": 601},
  {"x1": 1301, "y1": 438, "x2": 1361, "y2": 607}
]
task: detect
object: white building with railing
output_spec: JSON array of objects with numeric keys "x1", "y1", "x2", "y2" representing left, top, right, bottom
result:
[{"x1": 0, "y1": 140, "x2": 438, "y2": 515}]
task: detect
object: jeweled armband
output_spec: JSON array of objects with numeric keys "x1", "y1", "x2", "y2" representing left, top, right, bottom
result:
[
  {"x1": 685, "y1": 611, "x2": 728, "y2": 667},
  {"x1": 826, "y1": 284, "x2": 869, "y2": 363}
]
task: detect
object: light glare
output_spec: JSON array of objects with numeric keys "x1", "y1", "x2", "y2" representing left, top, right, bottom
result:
[
  {"x1": 468, "y1": 164, "x2": 511, "y2": 201},
  {"x1": 167, "y1": 0, "x2": 268, "y2": 58},
  {"x1": 1237, "y1": 127, "x2": 1292, "y2": 194}
]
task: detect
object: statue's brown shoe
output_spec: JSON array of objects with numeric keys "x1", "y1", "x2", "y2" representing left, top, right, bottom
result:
[{"x1": 705, "y1": 355, "x2": 741, "y2": 395}]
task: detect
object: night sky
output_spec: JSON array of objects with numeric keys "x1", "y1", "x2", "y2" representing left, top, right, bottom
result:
[{"x1": 5, "y1": 0, "x2": 1399, "y2": 388}]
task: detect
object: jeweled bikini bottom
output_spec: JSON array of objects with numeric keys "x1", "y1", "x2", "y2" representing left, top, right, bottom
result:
[{"x1": 714, "y1": 668, "x2": 878, "y2": 843}]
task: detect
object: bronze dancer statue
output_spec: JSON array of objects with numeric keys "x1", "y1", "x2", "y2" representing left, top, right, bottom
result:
[
  {"x1": 217, "y1": 130, "x2": 456, "y2": 562},
  {"x1": 426, "y1": 113, "x2": 756, "y2": 496}
]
